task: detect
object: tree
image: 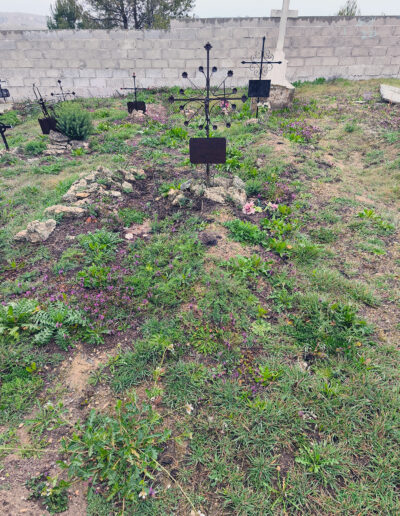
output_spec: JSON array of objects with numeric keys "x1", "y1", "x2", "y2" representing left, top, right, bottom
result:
[
  {"x1": 83, "y1": 0, "x2": 195, "y2": 30},
  {"x1": 337, "y1": 0, "x2": 361, "y2": 16},
  {"x1": 47, "y1": 0, "x2": 87, "y2": 29}
]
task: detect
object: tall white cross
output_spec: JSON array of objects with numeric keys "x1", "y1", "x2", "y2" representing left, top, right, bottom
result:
[
  {"x1": 276, "y1": 0, "x2": 291, "y2": 52},
  {"x1": 267, "y1": 0, "x2": 294, "y2": 89}
]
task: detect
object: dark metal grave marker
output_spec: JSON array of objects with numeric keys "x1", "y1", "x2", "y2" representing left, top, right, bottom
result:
[
  {"x1": 0, "y1": 121, "x2": 11, "y2": 150},
  {"x1": 51, "y1": 79, "x2": 76, "y2": 101},
  {"x1": 0, "y1": 80, "x2": 10, "y2": 102},
  {"x1": 241, "y1": 36, "x2": 282, "y2": 117},
  {"x1": 190, "y1": 138, "x2": 226, "y2": 164},
  {"x1": 168, "y1": 42, "x2": 247, "y2": 183},
  {"x1": 121, "y1": 74, "x2": 147, "y2": 114},
  {"x1": 248, "y1": 79, "x2": 271, "y2": 99},
  {"x1": 33, "y1": 84, "x2": 58, "y2": 135}
]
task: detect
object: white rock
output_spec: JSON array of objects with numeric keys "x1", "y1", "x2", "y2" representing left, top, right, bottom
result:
[
  {"x1": 45, "y1": 205, "x2": 87, "y2": 218},
  {"x1": 122, "y1": 181, "x2": 133, "y2": 193},
  {"x1": 14, "y1": 219, "x2": 56, "y2": 243},
  {"x1": 380, "y1": 84, "x2": 400, "y2": 105}
]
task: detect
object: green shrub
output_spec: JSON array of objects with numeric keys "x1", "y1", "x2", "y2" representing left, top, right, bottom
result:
[
  {"x1": 56, "y1": 103, "x2": 93, "y2": 140},
  {"x1": 0, "y1": 110, "x2": 20, "y2": 126},
  {"x1": 24, "y1": 139, "x2": 47, "y2": 156}
]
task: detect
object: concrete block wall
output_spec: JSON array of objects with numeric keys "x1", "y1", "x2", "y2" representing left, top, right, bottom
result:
[{"x1": 1, "y1": 16, "x2": 399, "y2": 101}]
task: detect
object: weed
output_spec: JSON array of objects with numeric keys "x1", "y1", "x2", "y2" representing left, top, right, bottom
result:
[
  {"x1": 288, "y1": 298, "x2": 373, "y2": 356},
  {"x1": 119, "y1": 208, "x2": 147, "y2": 226},
  {"x1": 225, "y1": 219, "x2": 266, "y2": 247},
  {"x1": 61, "y1": 396, "x2": 171, "y2": 507},
  {"x1": 27, "y1": 475, "x2": 69, "y2": 514},
  {"x1": 24, "y1": 139, "x2": 47, "y2": 156}
]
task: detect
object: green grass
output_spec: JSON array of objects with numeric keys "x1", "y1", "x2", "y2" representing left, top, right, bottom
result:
[{"x1": 1, "y1": 82, "x2": 399, "y2": 515}]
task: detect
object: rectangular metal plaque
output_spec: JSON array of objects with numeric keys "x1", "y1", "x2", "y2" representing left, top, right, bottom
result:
[
  {"x1": 0, "y1": 88, "x2": 10, "y2": 99},
  {"x1": 248, "y1": 80, "x2": 271, "y2": 98},
  {"x1": 127, "y1": 101, "x2": 146, "y2": 114},
  {"x1": 189, "y1": 138, "x2": 226, "y2": 164}
]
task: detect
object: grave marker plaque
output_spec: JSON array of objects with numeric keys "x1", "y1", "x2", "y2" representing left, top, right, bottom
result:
[
  {"x1": 0, "y1": 80, "x2": 10, "y2": 102},
  {"x1": 189, "y1": 138, "x2": 226, "y2": 164}
]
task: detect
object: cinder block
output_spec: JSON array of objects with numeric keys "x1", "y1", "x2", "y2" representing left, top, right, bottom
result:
[
  {"x1": 316, "y1": 47, "x2": 334, "y2": 57},
  {"x1": 298, "y1": 47, "x2": 317, "y2": 58},
  {"x1": 351, "y1": 46, "x2": 370, "y2": 57}
]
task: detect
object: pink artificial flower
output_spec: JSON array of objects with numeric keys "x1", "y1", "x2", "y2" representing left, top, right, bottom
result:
[{"x1": 242, "y1": 201, "x2": 256, "y2": 215}]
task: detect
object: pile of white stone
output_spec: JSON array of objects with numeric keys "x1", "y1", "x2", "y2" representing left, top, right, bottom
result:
[
  {"x1": 167, "y1": 175, "x2": 247, "y2": 207},
  {"x1": 44, "y1": 130, "x2": 91, "y2": 156},
  {"x1": 15, "y1": 165, "x2": 145, "y2": 243}
]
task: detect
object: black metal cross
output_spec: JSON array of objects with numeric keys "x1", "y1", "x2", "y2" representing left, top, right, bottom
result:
[
  {"x1": 33, "y1": 84, "x2": 58, "y2": 134},
  {"x1": 168, "y1": 42, "x2": 247, "y2": 184},
  {"x1": 0, "y1": 79, "x2": 10, "y2": 103},
  {"x1": 51, "y1": 80, "x2": 76, "y2": 102},
  {"x1": 241, "y1": 36, "x2": 282, "y2": 117},
  {"x1": 121, "y1": 73, "x2": 146, "y2": 114},
  {"x1": 0, "y1": 121, "x2": 11, "y2": 150}
]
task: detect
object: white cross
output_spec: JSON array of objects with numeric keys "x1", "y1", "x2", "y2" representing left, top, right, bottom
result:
[
  {"x1": 267, "y1": 0, "x2": 294, "y2": 89},
  {"x1": 276, "y1": 0, "x2": 291, "y2": 52}
]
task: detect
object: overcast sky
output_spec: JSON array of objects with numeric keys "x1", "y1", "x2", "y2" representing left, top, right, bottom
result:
[{"x1": 0, "y1": 0, "x2": 399, "y2": 17}]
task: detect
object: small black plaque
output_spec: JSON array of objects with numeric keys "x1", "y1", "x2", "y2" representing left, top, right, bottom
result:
[
  {"x1": 248, "y1": 80, "x2": 271, "y2": 98},
  {"x1": 189, "y1": 138, "x2": 226, "y2": 165},
  {"x1": 127, "y1": 101, "x2": 146, "y2": 114},
  {"x1": 38, "y1": 117, "x2": 58, "y2": 135},
  {"x1": 0, "y1": 88, "x2": 10, "y2": 99}
]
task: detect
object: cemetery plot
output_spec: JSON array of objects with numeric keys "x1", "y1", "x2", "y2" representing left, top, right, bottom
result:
[{"x1": 0, "y1": 79, "x2": 399, "y2": 516}]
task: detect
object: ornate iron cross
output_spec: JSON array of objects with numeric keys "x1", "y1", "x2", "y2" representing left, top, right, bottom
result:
[
  {"x1": 51, "y1": 80, "x2": 76, "y2": 102},
  {"x1": 121, "y1": 73, "x2": 146, "y2": 114},
  {"x1": 241, "y1": 36, "x2": 282, "y2": 117},
  {"x1": 168, "y1": 42, "x2": 247, "y2": 184},
  {"x1": 0, "y1": 79, "x2": 10, "y2": 102}
]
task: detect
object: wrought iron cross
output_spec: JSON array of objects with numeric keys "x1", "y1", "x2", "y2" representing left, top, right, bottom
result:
[
  {"x1": 121, "y1": 73, "x2": 146, "y2": 114},
  {"x1": 0, "y1": 121, "x2": 11, "y2": 150},
  {"x1": 168, "y1": 42, "x2": 247, "y2": 184},
  {"x1": 241, "y1": 36, "x2": 282, "y2": 117},
  {"x1": 51, "y1": 80, "x2": 75, "y2": 101}
]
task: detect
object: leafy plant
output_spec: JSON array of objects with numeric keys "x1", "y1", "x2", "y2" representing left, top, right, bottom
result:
[
  {"x1": 357, "y1": 208, "x2": 395, "y2": 233},
  {"x1": 24, "y1": 139, "x2": 47, "y2": 156},
  {"x1": 0, "y1": 299, "x2": 39, "y2": 340},
  {"x1": 224, "y1": 254, "x2": 272, "y2": 280},
  {"x1": 296, "y1": 442, "x2": 342, "y2": 485},
  {"x1": 56, "y1": 103, "x2": 93, "y2": 140},
  {"x1": 289, "y1": 300, "x2": 373, "y2": 356},
  {"x1": 61, "y1": 397, "x2": 171, "y2": 506},
  {"x1": 27, "y1": 475, "x2": 69, "y2": 514},
  {"x1": 225, "y1": 219, "x2": 267, "y2": 247},
  {"x1": 119, "y1": 208, "x2": 147, "y2": 226},
  {"x1": 32, "y1": 302, "x2": 90, "y2": 350},
  {"x1": 78, "y1": 265, "x2": 112, "y2": 289},
  {"x1": 78, "y1": 229, "x2": 122, "y2": 264}
]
